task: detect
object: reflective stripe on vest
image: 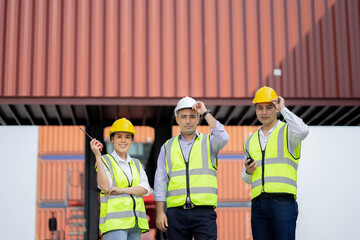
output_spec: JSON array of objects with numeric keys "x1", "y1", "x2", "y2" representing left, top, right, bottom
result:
[
  {"x1": 165, "y1": 134, "x2": 218, "y2": 208},
  {"x1": 98, "y1": 154, "x2": 149, "y2": 234},
  {"x1": 244, "y1": 123, "x2": 301, "y2": 199}
]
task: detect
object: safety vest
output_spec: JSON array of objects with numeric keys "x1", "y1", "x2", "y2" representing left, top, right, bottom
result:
[
  {"x1": 97, "y1": 154, "x2": 149, "y2": 235},
  {"x1": 244, "y1": 122, "x2": 301, "y2": 200},
  {"x1": 165, "y1": 133, "x2": 218, "y2": 208}
]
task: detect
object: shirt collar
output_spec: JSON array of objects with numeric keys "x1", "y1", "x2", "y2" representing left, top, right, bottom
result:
[
  {"x1": 111, "y1": 150, "x2": 131, "y2": 163},
  {"x1": 178, "y1": 130, "x2": 200, "y2": 141},
  {"x1": 259, "y1": 120, "x2": 281, "y2": 137}
]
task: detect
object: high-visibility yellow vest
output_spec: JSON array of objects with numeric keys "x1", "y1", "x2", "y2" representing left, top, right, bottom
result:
[
  {"x1": 244, "y1": 122, "x2": 301, "y2": 200},
  {"x1": 97, "y1": 154, "x2": 149, "y2": 235},
  {"x1": 165, "y1": 133, "x2": 218, "y2": 208}
]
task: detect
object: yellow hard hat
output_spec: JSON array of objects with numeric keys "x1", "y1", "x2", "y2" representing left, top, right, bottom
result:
[
  {"x1": 253, "y1": 86, "x2": 278, "y2": 104},
  {"x1": 108, "y1": 118, "x2": 136, "y2": 138}
]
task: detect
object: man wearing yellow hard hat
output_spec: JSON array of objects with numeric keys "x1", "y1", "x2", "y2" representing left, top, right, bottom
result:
[
  {"x1": 90, "y1": 118, "x2": 150, "y2": 239},
  {"x1": 241, "y1": 86, "x2": 309, "y2": 240}
]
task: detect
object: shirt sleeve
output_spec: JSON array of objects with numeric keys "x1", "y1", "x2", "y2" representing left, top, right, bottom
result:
[
  {"x1": 154, "y1": 145, "x2": 168, "y2": 202},
  {"x1": 138, "y1": 162, "x2": 151, "y2": 196},
  {"x1": 241, "y1": 161, "x2": 252, "y2": 184},
  {"x1": 209, "y1": 121, "x2": 230, "y2": 165},
  {"x1": 280, "y1": 107, "x2": 309, "y2": 153},
  {"x1": 97, "y1": 159, "x2": 113, "y2": 191}
]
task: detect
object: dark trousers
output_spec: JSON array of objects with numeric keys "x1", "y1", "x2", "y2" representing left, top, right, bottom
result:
[
  {"x1": 251, "y1": 195, "x2": 298, "y2": 240},
  {"x1": 166, "y1": 206, "x2": 217, "y2": 240}
]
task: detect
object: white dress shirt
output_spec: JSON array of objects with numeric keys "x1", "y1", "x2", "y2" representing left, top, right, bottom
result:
[
  {"x1": 241, "y1": 107, "x2": 309, "y2": 184},
  {"x1": 99, "y1": 151, "x2": 151, "y2": 195}
]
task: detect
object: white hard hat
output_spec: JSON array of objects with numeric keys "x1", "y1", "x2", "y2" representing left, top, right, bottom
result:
[{"x1": 174, "y1": 96, "x2": 197, "y2": 117}]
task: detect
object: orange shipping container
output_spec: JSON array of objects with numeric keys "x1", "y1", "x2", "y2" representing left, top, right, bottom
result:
[
  {"x1": 36, "y1": 207, "x2": 66, "y2": 240},
  {"x1": 39, "y1": 126, "x2": 85, "y2": 155},
  {"x1": 218, "y1": 160, "x2": 251, "y2": 202},
  {"x1": 222, "y1": 126, "x2": 259, "y2": 154},
  {"x1": 217, "y1": 207, "x2": 252, "y2": 240},
  {"x1": 37, "y1": 160, "x2": 84, "y2": 204}
]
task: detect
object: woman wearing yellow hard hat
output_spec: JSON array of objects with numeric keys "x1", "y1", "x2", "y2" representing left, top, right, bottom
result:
[{"x1": 90, "y1": 118, "x2": 150, "y2": 240}]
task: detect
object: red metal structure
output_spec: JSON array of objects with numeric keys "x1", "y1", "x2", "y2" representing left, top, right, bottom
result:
[{"x1": 1, "y1": 0, "x2": 360, "y2": 101}]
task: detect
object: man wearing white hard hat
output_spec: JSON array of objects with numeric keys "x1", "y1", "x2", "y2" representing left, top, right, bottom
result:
[
  {"x1": 241, "y1": 86, "x2": 309, "y2": 240},
  {"x1": 154, "y1": 96, "x2": 229, "y2": 240}
]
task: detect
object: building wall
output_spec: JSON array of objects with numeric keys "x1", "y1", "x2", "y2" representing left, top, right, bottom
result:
[
  {"x1": 0, "y1": 126, "x2": 38, "y2": 240},
  {"x1": 297, "y1": 126, "x2": 360, "y2": 240},
  {"x1": 1, "y1": 0, "x2": 359, "y2": 99}
]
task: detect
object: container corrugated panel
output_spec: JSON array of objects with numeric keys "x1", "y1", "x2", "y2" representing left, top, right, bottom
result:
[
  {"x1": 36, "y1": 207, "x2": 66, "y2": 240},
  {"x1": 172, "y1": 125, "x2": 210, "y2": 136},
  {"x1": 1, "y1": 0, "x2": 359, "y2": 98},
  {"x1": 173, "y1": 125, "x2": 259, "y2": 155},
  {"x1": 37, "y1": 160, "x2": 84, "y2": 203},
  {"x1": 222, "y1": 126, "x2": 259, "y2": 154},
  {"x1": 103, "y1": 126, "x2": 154, "y2": 143},
  {"x1": 39, "y1": 126, "x2": 85, "y2": 155},
  {"x1": 216, "y1": 207, "x2": 252, "y2": 240},
  {"x1": 218, "y1": 160, "x2": 251, "y2": 202}
]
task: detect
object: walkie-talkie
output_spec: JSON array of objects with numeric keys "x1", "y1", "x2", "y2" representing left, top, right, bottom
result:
[
  {"x1": 80, "y1": 128, "x2": 103, "y2": 151},
  {"x1": 245, "y1": 149, "x2": 254, "y2": 165},
  {"x1": 80, "y1": 128, "x2": 94, "y2": 140}
]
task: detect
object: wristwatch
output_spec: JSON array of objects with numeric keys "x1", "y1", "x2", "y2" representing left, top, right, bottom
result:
[{"x1": 202, "y1": 109, "x2": 211, "y2": 118}]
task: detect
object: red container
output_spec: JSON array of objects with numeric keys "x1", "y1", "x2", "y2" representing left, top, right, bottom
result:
[{"x1": 1, "y1": 0, "x2": 359, "y2": 99}]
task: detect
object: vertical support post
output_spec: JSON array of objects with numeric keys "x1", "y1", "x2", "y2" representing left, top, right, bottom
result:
[
  {"x1": 147, "y1": 124, "x2": 172, "y2": 188},
  {"x1": 149, "y1": 124, "x2": 172, "y2": 240},
  {"x1": 84, "y1": 125, "x2": 104, "y2": 240}
]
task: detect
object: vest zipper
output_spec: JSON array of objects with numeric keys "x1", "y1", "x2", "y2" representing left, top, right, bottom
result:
[
  {"x1": 185, "y1": 161, "x2": 191, "y2": 205},
  {"x1": 127, "y1": 163, "x2": 138, "y2": 220},
  {"x1": 111, "y1": 156, "x2": 138, "y2": 225},
  {"x1": 261, "y1": 150, "x2": 265, "y2": 192},
  {"x1": 257, "y1": 133, "x2": 266, "y2": 193},
  {"x1": 179, "y1": 135, "x2": 196, "y2": 206}
]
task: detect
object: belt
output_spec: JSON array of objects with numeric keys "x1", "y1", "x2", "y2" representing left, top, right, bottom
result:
[
  {"x1": 182, "y1": 202, "x2": 195, "y2": 209},
  {"x1": 252, "y1": 193, "x2": 294, "y2": 202},
  {"x1": 178, "y1": 203, "x2": 214, "y2": 210}
]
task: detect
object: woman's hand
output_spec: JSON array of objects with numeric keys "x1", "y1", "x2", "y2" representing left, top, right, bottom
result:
[{"x1": 90, "y1": 139, "x2": 103, "y2": 158}]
